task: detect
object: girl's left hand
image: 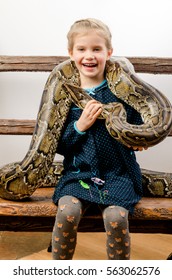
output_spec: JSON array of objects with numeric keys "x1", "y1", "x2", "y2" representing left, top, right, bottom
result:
[
  {"x1": 132, "y1": 146, "x2": 148, "y2": 151},
  {"x1": 76, "y1": 100, "x2": 103, "y2": 132}
]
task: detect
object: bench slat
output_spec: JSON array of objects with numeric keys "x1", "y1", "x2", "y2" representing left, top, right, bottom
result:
[
  {"x1": 1, "y1": 56, "x2": 172, "y2": 74},
  {"x1": 0, "y1": 119, "x2": 35, "y2": 135},
  {"x1": 0, "y1": 187, "x2": 171, "y2": 220},
  {"x1": 0, "y1": 187, "x2": 171, "y2": 233},
  {"x1": 0, "y1": 119, "x2": 172, "y2": 136}
]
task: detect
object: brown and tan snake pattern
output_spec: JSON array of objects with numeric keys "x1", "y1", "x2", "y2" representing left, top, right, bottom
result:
[{"x1": 0, "y1": 57, "x2": 172, "y2": 200}]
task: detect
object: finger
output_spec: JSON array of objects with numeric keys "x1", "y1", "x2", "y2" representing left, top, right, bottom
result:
[
  {"x1": 93, "y1": 107, "x2": 103, "y2": 118},
  {"x1": 132, "y1": 146, "x2": 144, "y2": 151},
  {"x1": 87, "y1": 103, "x2": 102, "y2": 116},
  {"x1": 91, "y1": 104, "x2": 102, "y2": 115},
  {"x1": 85, "y1": 100, "x2": 99, "y2": 110}
]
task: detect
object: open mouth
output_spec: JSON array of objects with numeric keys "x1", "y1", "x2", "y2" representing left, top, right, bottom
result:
[{"x1": 83, "y1": 63, "x2": 97, "y2": 68}]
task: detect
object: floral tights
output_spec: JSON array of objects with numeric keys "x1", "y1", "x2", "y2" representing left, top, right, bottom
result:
[{"x1": 52, "y1": 195, "x2": 130, "y2": 260}]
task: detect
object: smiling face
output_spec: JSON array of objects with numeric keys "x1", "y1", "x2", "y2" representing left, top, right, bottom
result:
[{"x1": 68, "y1": 31, "x2": 113, "y2": 88}]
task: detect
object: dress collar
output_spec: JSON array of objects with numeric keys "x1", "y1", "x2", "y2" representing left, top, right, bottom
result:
[{"x1": 84, "y1": 80, "x2": 107, "y2": 95}]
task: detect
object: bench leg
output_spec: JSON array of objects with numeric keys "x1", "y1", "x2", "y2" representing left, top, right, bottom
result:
[
  {"x1": 167, "y1": 252, "x2": 172, "y2": 260},
  {"x1": 47, "y1": 240, "x2": 52, "y2": 252}
]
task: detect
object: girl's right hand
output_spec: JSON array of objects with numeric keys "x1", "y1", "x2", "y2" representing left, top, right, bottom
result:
[{"x1": 76, "y1": 100, "x2": 103, "y2": 132}]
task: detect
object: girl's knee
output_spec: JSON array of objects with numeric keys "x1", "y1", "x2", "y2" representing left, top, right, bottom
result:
[
  {"x1": 57, "y1": 195, "x2": 83, "y2": 222},
  {"x1": 103, "y1": 205, "x2": 129, "y2": 228}
]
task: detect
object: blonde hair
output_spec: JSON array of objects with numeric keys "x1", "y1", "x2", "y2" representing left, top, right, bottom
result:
[{"x1": 67, "y1": 18, "x2": 112, "y2": 50}]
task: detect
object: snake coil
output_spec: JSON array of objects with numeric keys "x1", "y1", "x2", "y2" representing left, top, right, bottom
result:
[{"x1": 0, "y1": 57, "x2": 172, "y2": 200}]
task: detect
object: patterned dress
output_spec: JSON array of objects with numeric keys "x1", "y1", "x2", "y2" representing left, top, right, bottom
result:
[{"x1": 52, "y1": 80, "x2": 143, "y2": 213}]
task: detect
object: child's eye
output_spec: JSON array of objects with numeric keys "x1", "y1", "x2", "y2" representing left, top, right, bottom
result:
[
  {"x1": 94, "y1": 48, "x2": 101, "y2": 51},
  {"x1": 77, "y1": 48, "x2": 84, "y2": 51}
]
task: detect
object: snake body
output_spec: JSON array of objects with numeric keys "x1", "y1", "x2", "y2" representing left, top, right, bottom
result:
[{"x1": 0, "y1": 57, "x2": 172, "y2": 200}]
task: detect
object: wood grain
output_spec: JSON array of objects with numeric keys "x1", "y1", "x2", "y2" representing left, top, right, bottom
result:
[
  {"x1": 0, "y1": 187, "x2": 171, "y2": 233},
  {"x1": 1, "y1": 56, "x2": 172, "y2": 73}
]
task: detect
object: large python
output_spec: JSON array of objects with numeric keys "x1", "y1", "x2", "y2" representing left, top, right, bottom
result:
[{"x1": 0, "y1": 57, "x2": 172, "y2": 200}]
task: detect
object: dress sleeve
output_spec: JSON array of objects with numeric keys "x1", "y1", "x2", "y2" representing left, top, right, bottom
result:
[{"x1": 56, "y1": 105, "x2": 87, "y2": 156}]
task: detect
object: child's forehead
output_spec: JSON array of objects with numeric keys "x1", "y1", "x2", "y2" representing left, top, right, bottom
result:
[
  {"x1": 73, "y1": 30, "x2": 105, "y2": 43},
  {"x1": 73, "y1": 33, "x2": 106, "y2": 48},
  {"x1": 75, "y1": 28, "x2": 101, "y2": 35}
]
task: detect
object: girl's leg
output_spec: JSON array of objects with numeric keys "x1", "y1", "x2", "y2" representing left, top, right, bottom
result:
[
  {"x1": 103, "y1": 205, "x2": 130, "y2": 260},
  {"x1": 52, "y1": 195, "x2": 83, "y2": 260}
]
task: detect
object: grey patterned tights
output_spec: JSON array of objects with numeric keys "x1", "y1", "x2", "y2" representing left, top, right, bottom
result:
[{"x1": 52, "y1": 195, "x2": 130, "y2": 260}]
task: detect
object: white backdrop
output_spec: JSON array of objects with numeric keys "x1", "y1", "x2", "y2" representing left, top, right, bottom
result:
[{"x1": 0, "y1": 0, "x2": 172, "y2": 172}]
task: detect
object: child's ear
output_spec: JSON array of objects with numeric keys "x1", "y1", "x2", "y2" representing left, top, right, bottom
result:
[
  {"x1": 68, "y1": 49, "x2": 73, "y2": 60},
  {"x1": 107, "y1": 48, "x2": 113, "y2": 60}
]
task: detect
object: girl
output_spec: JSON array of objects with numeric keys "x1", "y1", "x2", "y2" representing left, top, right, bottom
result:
[{"x1": 52, "y1": 18, "x2": 144, "y2": 260}]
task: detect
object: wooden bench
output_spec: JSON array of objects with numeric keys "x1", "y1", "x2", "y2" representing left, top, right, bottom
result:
[{"x1": 0, "y1": 56, "x2": 172, "y2": 234}]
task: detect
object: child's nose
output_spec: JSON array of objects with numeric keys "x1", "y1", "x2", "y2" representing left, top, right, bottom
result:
[{"x1": 85, "y1": 51, "x2": 95, "y2": 59}]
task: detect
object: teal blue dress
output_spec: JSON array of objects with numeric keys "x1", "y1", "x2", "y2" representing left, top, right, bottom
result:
[{"x1": 52, "y1": 80, "x2": 143, "y2": 213}]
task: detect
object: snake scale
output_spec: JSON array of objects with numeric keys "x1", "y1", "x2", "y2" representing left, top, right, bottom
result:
[{"x1": 0, "y1": 57, "x2": 172, "y2": 200}]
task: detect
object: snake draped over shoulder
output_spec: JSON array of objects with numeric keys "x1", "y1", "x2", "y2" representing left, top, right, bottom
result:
[{"x1": 0, "y1": 57, "x2": 172, "y2": 200}]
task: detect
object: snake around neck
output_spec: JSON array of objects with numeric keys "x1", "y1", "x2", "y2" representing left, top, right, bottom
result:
[{"x1": 0, "y1": 57, "x2": 172, "y2": 200}]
